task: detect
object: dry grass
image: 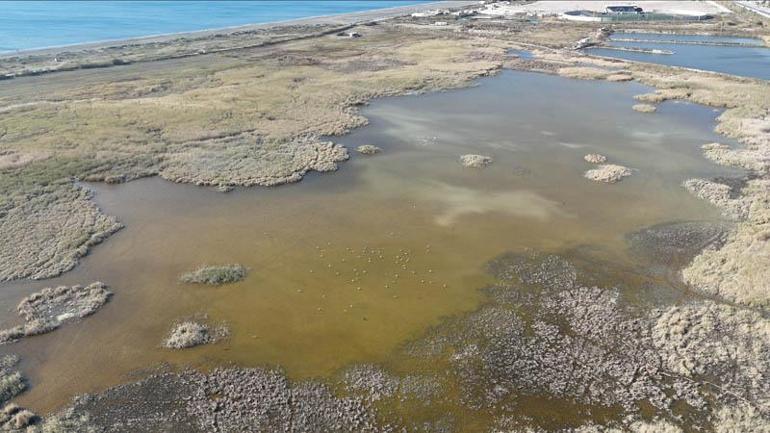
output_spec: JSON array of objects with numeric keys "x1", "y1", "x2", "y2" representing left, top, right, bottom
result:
[
  {"x1": 652, "y1": 301, "x2": 770, "y2": 411},
  {"x1": 605, "y1": 73, "x2": 634, "y2": 82},
  {"x1": 557, "y1": 66, "x2": 617, "y2": 80},
  {"x1": 163, "y1": 319, "x2": 229, "y2": 349},
  {"x1": 356, "y1": 145, "x2": 381, "y2": 155},
  {"x1": 0, "y1": 356, "x2": 25, "y2": 406},
  {"x1": 0, "y1": 186, "x2": 122, "y2": 282},
  {"x1": 584, "y1": 164, "x2": 632, "y2": 183},
  {"x1": 0, "y1": 282, "x2": 112, "y2": 345},
  {"x1": 28, "y1": 409, "x2": 95, "y2": 433},
  {"x1": 459, "y1": 154, "x2": 493, "y2": 168}
]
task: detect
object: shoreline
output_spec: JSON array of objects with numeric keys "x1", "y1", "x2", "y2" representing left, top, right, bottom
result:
[{"x1": 0, "y1": 0, "x2": 475, "y2": 59}]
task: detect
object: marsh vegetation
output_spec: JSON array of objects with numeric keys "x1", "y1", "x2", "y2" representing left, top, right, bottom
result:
[{"x1": 179, "y1": 265, "x2": 247, "y2": 286}]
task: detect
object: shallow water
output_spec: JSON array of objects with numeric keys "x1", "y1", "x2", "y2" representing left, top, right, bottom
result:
[
  {"x1": 587, "y1": 32, "x2": 770, "y2": 79},
  {"x1": 0, "y1": 71, "x2": 739, "y2": 417}
]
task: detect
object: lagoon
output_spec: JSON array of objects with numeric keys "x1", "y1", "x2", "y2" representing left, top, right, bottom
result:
[{"x1": 2, "y1": 71, "x2": 737, "y2": 421}]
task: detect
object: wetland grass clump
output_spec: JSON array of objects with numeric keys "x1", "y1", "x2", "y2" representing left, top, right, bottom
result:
[
  {"x1": 0, "y1": 404, "x2": 36, "y2": 430},
  {"x1": 0, "y1": 372, "x2": 24, "y2": 407},
  {"x1": 583, "y1": 153, "x2": 607, "y2": 164},
  {"x1": 356, "y1": 144, "x2": 381, "y2": 155},
  {"x1": 180, "y1": 264, "x2": 247, "y2": 285},
  {"x1": 163, "y1": 320, "x2": 229, "y2": 349},
  {"x1": 0, "y1": 356, "x2": 25, "y2": 406},
  {"x1": 459, "y1": 154, "x2": 493, "y2": 168},
  {"x1": 163, "y1": 322, "x2": 211, "y2": 349},
  {"x1": 0, "y1": 282, "x2": 112, "y2": 345},
  {"x1": 632, "y1": 103, "x2": 657, "y2": 113}
]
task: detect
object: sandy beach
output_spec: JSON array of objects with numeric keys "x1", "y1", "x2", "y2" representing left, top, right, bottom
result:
[{"x1": 0, "y1": 1, "x2": 477, "y2": 59}]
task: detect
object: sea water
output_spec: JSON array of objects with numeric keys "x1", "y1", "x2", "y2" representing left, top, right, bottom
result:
[{"x1": 0, "y1": 0, "x2": 429, "y2": 53}]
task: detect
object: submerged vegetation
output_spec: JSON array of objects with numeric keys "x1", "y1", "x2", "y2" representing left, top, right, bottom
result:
[{"x1": 179, "y1": 265, "x2": 247, "y2": 285}]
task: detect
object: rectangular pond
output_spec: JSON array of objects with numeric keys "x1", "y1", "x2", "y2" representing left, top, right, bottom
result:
[{"x1": 587, "y1": 32, "x2": 770, "y2": 79}]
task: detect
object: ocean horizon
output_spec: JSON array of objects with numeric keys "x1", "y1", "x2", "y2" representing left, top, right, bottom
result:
[{"x1": 0, "y1": 0, "x2": 432, "y2": 53}]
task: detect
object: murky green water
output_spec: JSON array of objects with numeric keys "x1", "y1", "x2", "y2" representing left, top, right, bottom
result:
[{"x1": 0, "y1": 71, "x2": 738, "y2": 419}]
